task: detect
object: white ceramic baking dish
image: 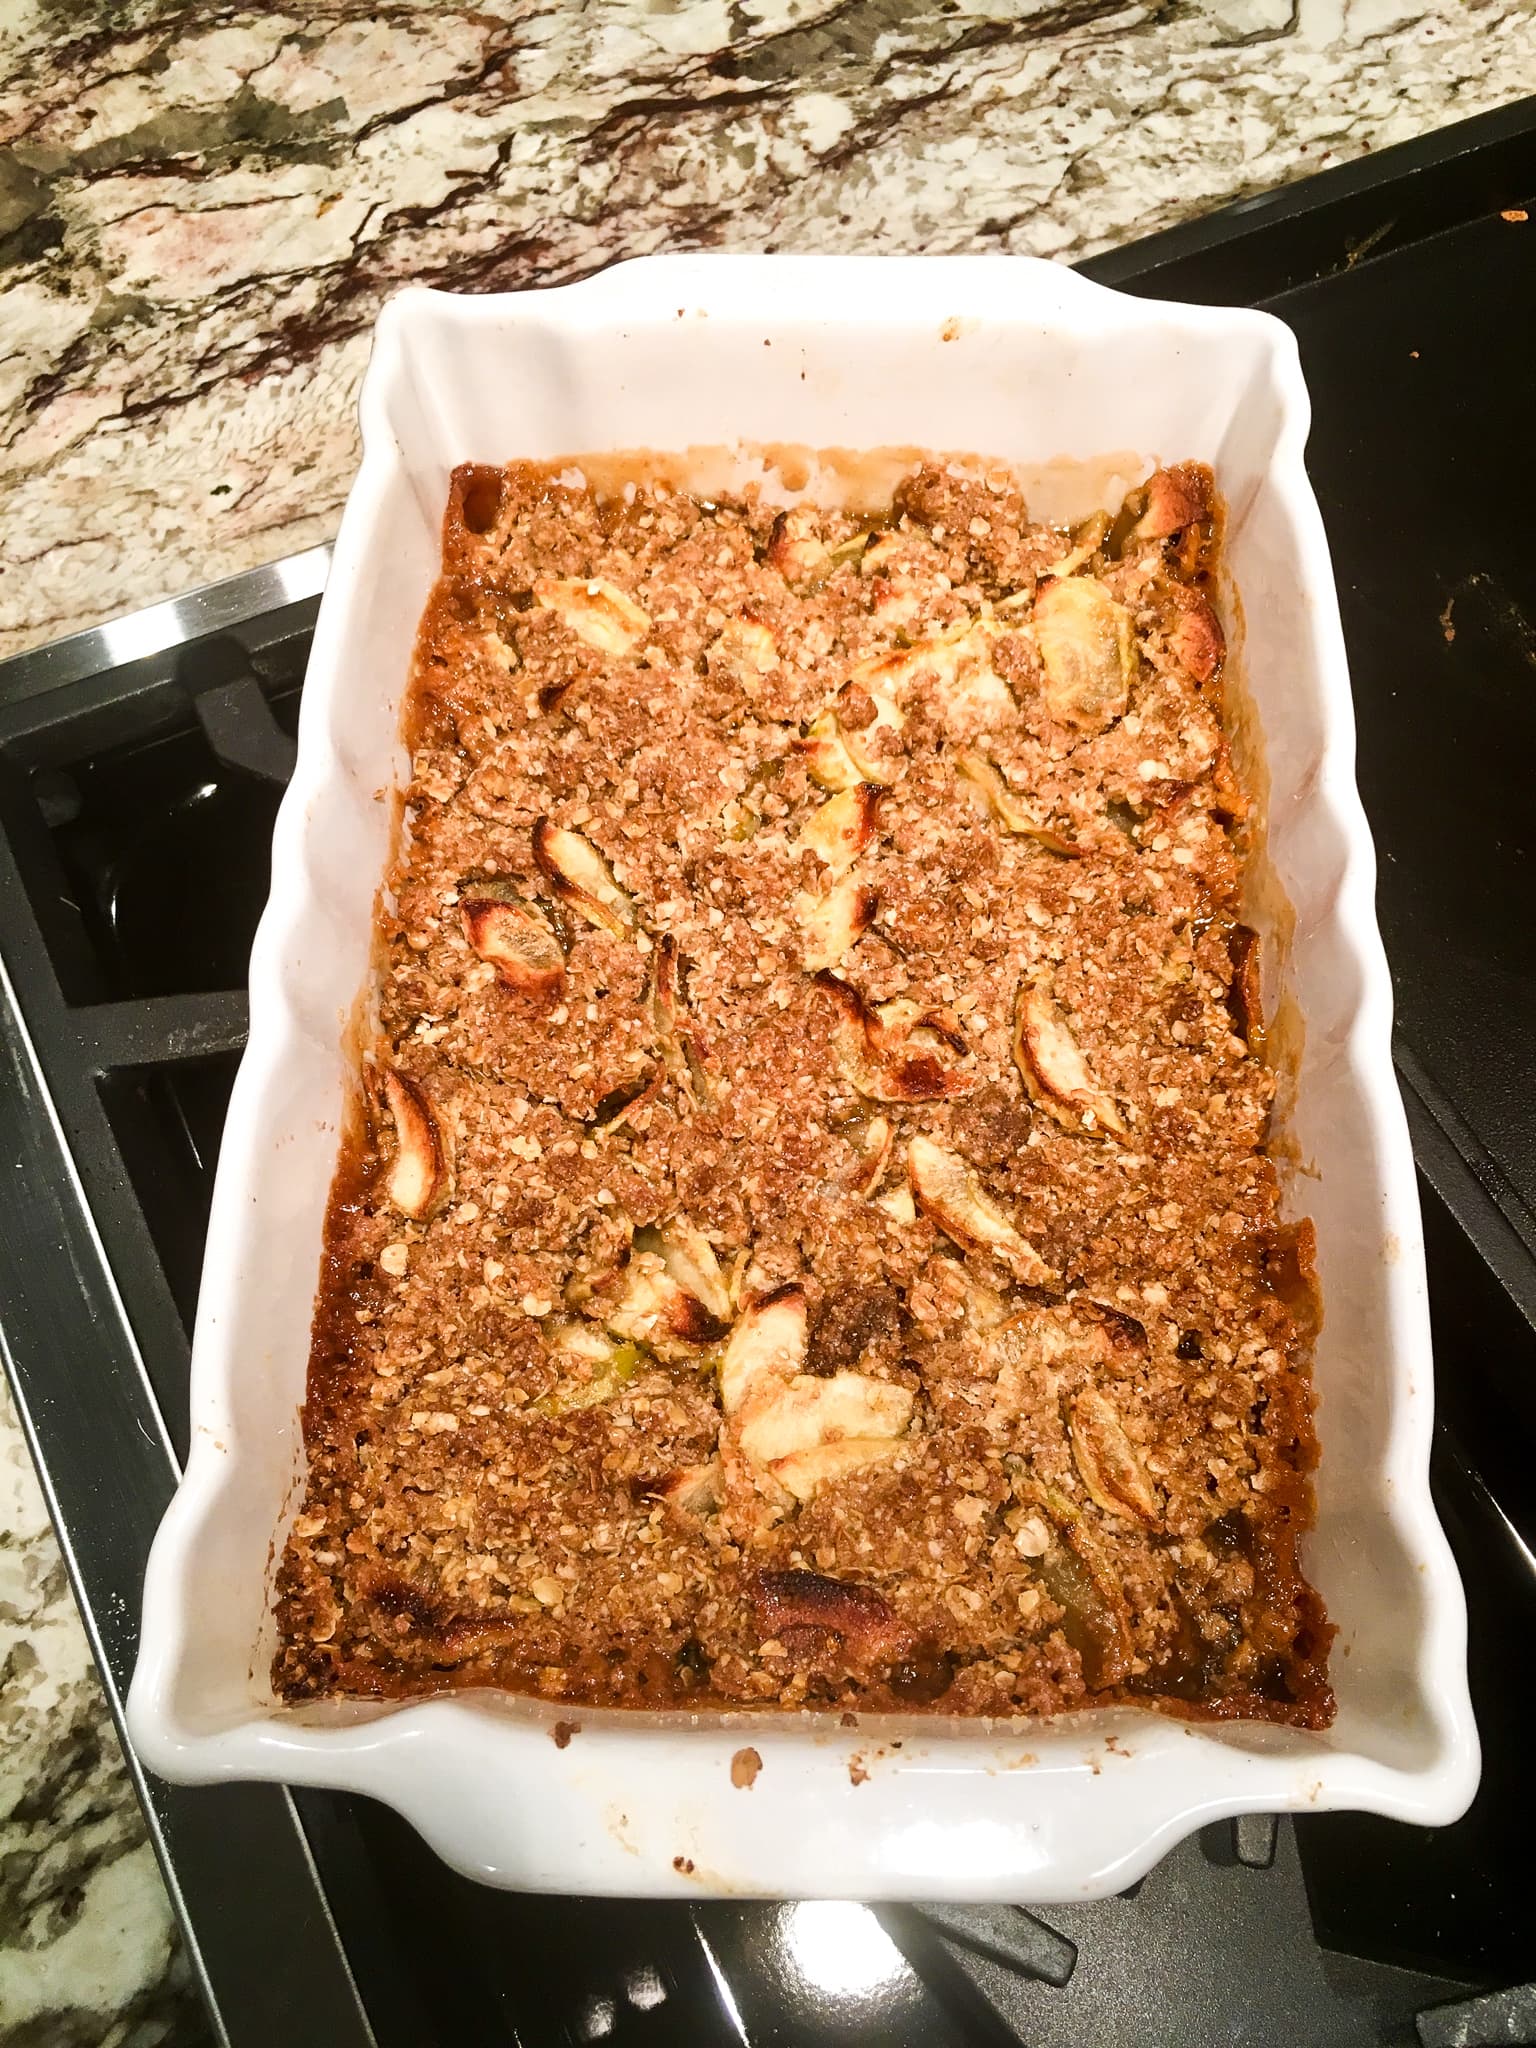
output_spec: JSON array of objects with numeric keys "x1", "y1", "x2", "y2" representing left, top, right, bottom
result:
[{"x1": 126, "y1": 255, "x2": 1478, "y2": 1901}]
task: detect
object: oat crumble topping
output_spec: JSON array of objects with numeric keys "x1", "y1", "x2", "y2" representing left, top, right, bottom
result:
[{"x1": 273, "y1": 454, "x2": 1333, "y2": 1726}]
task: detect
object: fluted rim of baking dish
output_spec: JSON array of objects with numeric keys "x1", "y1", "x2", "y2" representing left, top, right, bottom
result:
[{"x1": 127, "y1": 255, "x2": 1477, "y2": 1901}]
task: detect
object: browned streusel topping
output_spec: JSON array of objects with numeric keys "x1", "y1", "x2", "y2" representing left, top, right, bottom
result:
[{"x1": 273, "y1": 454, "x2": 1333, "y2": 1726}]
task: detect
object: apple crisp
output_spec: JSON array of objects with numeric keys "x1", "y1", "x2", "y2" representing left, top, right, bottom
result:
[{"x1": 273, "y1": 454, "x2": 1333, "y2": 1726}]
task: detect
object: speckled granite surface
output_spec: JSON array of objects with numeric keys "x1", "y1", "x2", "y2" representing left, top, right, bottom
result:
[
  {"x1": 6, "y1": 0, "x2": 1536, "y2": 663},
  {"x1": 0, "y1": 1422, "x2": 198, "y2": 2046},
  {"x1": 1, "y1": 0, "x2": 1533, "y2": 2038}
]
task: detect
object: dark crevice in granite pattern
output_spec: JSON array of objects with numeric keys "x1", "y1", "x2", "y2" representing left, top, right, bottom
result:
[{"x1": 712, "y1": 0, "x2": 1140, "y2": 86}]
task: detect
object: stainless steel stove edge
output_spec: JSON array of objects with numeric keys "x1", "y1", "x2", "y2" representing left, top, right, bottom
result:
[{"x1": 0, "y1": 548, "x2": 331, "y2": 706}]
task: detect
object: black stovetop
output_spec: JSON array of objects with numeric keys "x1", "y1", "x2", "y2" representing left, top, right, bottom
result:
[{"x1": 2, "y1": 98, "x2": 1535, "y2": 2048}]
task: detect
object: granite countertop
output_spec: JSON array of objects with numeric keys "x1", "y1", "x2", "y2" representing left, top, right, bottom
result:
[{"x1": 1, "y1": 0, "x2": 1532, "y2": 2037}]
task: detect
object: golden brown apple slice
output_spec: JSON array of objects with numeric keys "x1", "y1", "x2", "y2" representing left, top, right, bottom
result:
[
  {"x1": 1040, "y1": 510, "x2": 1111, "y2": 580},
  {"x1": 706, "y1": 615, "x2": 780, "y2": 680},
  {"x1": 765, "y1": 510, "x2": 870, "y2": 589},
  {"x1": 1166, "y1": 588, "x2": 1225, "y2": 685},
  {"x1": 532, "y1": 819, "x2": 636, "y2": 940},
  {"x1": 860, "y1": 531, "x2": 906, "y2": 577},
  {"x1": 589, "y1": 1067, "x2": 661, "y2": 1134},
  {"x1": 1069, "y1": 1387, "x2": 1161, "y2": 1525},
  {"x1": 797, "y1": 875, "x2": 877, "y2": 972},
  {"x1": 681, "y1": 1037, "x2": 716, "y2": 1113},
  {"x1": 797, "y1": 785, "x2": 879, "y2": 875},
  {"x1": 654, "y1": 1458, "x2": 721, "y2": 1515},
  {"x1": 770, "y1": 1437, "x2": 906, "y2": 1501},
  {"x1": 954, "y1": 751, "x2": 1081, "y2": 857},
  {"x1": 817, "y1": 972, "x2": 877, "y2": 1044},
  {"x1": 799, "y1": 711, "x2": 865, "y2": 793},
  {"x1": 822, "y1": 532, "x2": 874, "y2": 576},
  {"x1": 1012, "y1": 984, "x2": 1128, "y2": 1138},
  {"x1": 906, "y1": 1133, "x2": 1056, "y2": 1287},
  {"x1": 818, "y1": 974, "x2": 973, "y2": 1103},
  {"x1": 381, "y1": 1070, "x2": 450, "y2": 1221},
  {"x1": 1032, "y1": 577, "x2": 1134, "y2": 731},
  {"x1": 1035, "y1": 1534, "x2": 1134, "y2": 1688},
  {"x1": 873, "y1": 1184, "x2": 917, "y2": 1225},
  {"x1": 648, "y1": 936, "x2": 713, "y2": 1109},
  {"x1": 854, "y1": 617, "x2": 1015, "y2": 727},
  {"x1": 1226, "y1": 923, "x2": 1264, "y2": 1054},
  {"x1": 720, "y1": 1285, "x2": 807, "y2": 1416},
  {"x1": 721, "y1": 1289, "x2": 913, "y2": 1503},
  {"x1": 851, "y1": 616, "x2": 983, "y2": 693},
  {"x1": 459, "y1": 887, "x2": 565, "y2": 998},
  {"x1": 536, "y1": 1328, "x2": 644, "y2": 1415},
  {"x1": 750, "y1": 1568, "x2": 912, "y2": 1661},
  {"x1": 649, "y1": 933, "x2": 687, "y2": 1067},
  {"x1": 855, "y1": 1114, "x2": 895, "y2": 1198},
  {"x1": 736, "y1": 1371, "x2": 913, "y2": 1466},
  {"x1": 533, "y1": 576, "x2": 651, "y2": 655},
  {"x1": 549, "y1": 1321, "x2": 620, "y2": 1365},
  {"x1": 605, "y1": 1254, "x2": 730, "y2": 1358},
  {"x1": 800, "y1": 687, "x2": 906, "y2": 792},
  {"x1": 836, "y1": 685, "x2": 906, "y2": 783},
  {"x1": 657, "y1": 1216, "x2": 734, "y2": 1325},
  {"x1": 764, "y1": 506, "x2": 831, "y2": 585}
]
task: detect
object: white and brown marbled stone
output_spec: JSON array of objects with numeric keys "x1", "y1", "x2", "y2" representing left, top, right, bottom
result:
[
  {"x1": 2, "y1": 0, "x2": 1534, "y2": 660},
  {"x1": 1, "y1": 1405, "x2": 198, "y2": 2044},
  {"x1": 1, "y1": 0, "x2": 1533, "y2": 2034}
]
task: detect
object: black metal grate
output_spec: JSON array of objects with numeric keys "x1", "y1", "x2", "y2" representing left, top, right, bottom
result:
[{"x1": 3, "y1": 94, "x2": 1536, "y2": 2048}]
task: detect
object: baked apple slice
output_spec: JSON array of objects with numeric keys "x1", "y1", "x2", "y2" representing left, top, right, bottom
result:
[
  {"x1": 797, "y1": 785, "x2": 880, "y2": 875},
  {"x1": 605, "y1": 1253, "x2": 730, "y2": 1359},
  {"x1": 751, "y1": 1569, "x2": 912, "y2": 1661},
  {"x1": 532, "y1": 819, "x2": 636, "y2": 940},
  {"x1": 907, "y1": 1134, "x2": 1056, "y2": 1287},
  {"x1": 1032, "y1": 576, "x2": 1134, "y2": 732},
  {"x1": 1069, "y1": 1386, "x2": 1161, "y2": 1526},
  {"x1": 459, "y1": 885, "x2": 565, "y2": 998},
  {"x1": 818, "y1": 974, "x2": 973, "y2": 1103},
  {"x1": 1012, "y1": 982, "x2": 1128, "y2": 1138},
  {"x1": 770, "y1": 1437, "x2": 906, "y2": 1502},
  {"x1": 735, "y1": 1370, "x2": 913, "y2": 1467},
  {"x1": 654, "y1": 1459, "x2": 722, "y2": 1515},
  {"x1": 798, "y1": 874, "x2": 877, "y2": 972},
  {"x1": 955, "y1": 750, "x2": 1080, "y2": 857},
  {"x1": 381, "y1": 1070, "x2": 450, "y2": 1221},
  {"x1": 720, "y1": 1285, "x2": 808, "y2": 1415},
  {"x1": 533, "y1": 575, "x2": 650, "y2": 655}
]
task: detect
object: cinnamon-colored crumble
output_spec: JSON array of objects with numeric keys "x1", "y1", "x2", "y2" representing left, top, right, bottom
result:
[{"x1": 272, "y1": 454, "x2": 1333, "y2": 1727}]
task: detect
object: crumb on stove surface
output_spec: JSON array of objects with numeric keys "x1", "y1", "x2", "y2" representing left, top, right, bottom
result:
[{"x1": 273, "y1": 453, "x2": 1333, "y2": 1728}]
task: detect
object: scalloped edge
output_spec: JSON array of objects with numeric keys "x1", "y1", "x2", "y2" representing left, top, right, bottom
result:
[{"x1": 127, "y1": 255, "x2": 1477, "y2": 1903}]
